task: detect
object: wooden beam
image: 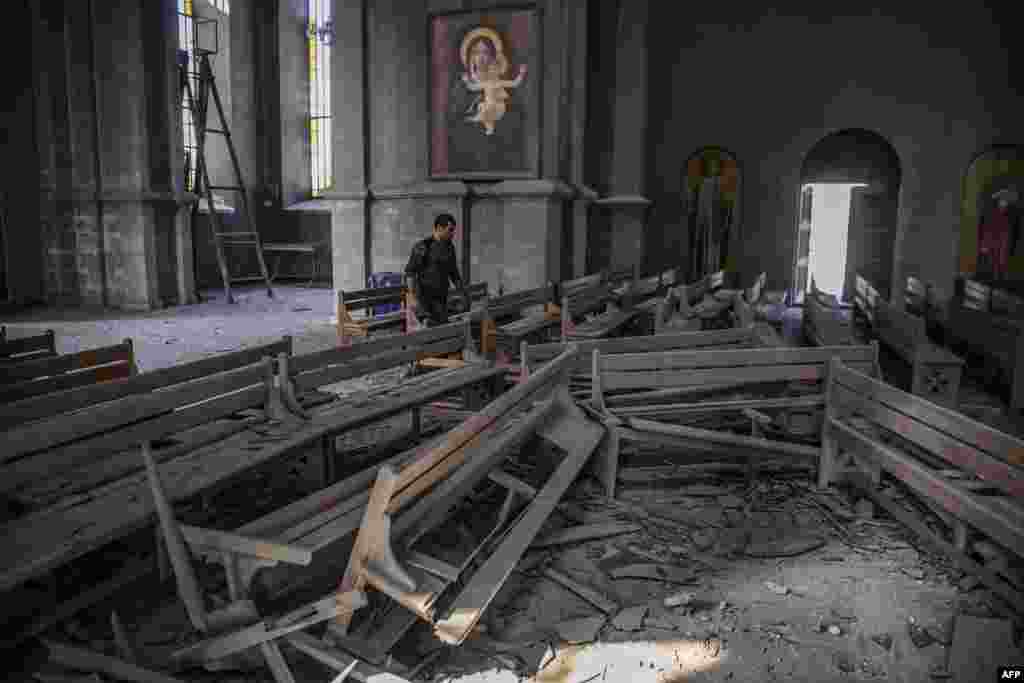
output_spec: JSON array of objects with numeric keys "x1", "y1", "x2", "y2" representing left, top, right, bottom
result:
[
  {"x1": 433, "y1": 411, "x2": 604, "y2": 644},
  {"x1": 44, "y1": 640, "x2": 187, "y2": 683},
  {"x1": 627, "y1": 418, "x2": 821, "y2": 459}
]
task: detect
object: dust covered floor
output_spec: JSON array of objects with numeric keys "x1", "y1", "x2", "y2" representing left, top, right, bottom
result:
[{"x1": 6, "y1": 296, "x2": 1023, "y2": 681}]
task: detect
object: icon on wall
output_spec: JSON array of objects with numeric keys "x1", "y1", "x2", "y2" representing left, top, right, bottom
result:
[{"x1": 430, "y1": 9, "x2": 539, "y2": 179}]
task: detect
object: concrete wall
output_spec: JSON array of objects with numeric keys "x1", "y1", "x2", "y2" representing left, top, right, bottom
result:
[{"x1": 645, "y1": 5, "x2": 1022, "y2": 303}]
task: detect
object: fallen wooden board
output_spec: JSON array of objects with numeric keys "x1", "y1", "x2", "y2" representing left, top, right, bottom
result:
[
  {"x1": 540, "y1": 567, "x2": 620, "y2": 615},
  {"x1": 743, "y1": 536, "x2": 827, "y2": 558},
  {"x1": 285, "y1": 632, "x2": 413, "y2": 683},
  {"x1": 608, "y1": 564, "x2": 698, "y2": 584},
  {"x1": 43, "y1": 639, "x2": 187, "y2": 683},
  {"x1": 531, "y1": 523, "x2": 642, "y2": 549},
  {"x1": 432, "y1": 404, "x2": 605, "y2": 644}
]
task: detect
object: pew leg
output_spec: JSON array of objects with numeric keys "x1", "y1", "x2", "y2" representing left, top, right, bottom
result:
[
  {"x1": 954, "y1": 521, "x2": 970, "y2": 553},
  {"x1": 817, "y1": 434, "x2": 838, "y2": 491},
  {"x1": 411, "y1": 406, "x2": 422, "y2": 439}
]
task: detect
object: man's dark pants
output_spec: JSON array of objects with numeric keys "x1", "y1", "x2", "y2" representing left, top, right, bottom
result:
[{"x1": 417, "y1": 292, "x2": 449, "y2": 327}]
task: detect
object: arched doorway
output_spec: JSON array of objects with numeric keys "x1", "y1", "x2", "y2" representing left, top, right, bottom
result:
[
  {"x1": 959, "y1": 145, "x2": 1024, "y2": 281},
  {"x1": 684, "y1": 147, "x2": 740, "y2": 280},
  {"x1": 791, "y1": 128, "x2": 901, "y2": 303}
]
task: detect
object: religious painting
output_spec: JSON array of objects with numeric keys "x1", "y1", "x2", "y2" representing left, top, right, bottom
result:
[
  {"x1": 684, "y1": 147, "x2": 740, "y2": 279},
  {"x1": 959, "y1": 145, "x2": 1024, "y2": 279},
  {"x1": 430, "y1": 9, "x2": 540, "y2": 179}
]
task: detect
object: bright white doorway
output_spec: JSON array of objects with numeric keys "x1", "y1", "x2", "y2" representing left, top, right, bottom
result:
[{"x1": 796, "y1": 182, "x2": 866, "y2": 302}]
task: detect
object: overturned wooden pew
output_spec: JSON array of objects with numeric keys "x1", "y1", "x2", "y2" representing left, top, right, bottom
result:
[
  {"x1": 156, "y1": 346, "x2": 599, "y2": 677},
  {"x1": 0, "y1": 338, "x2": 136, "y2": 404},
  {"x1": 820, "y1": 357, "x2": 1024, "y2": 613},
  {"x1": 856, "y1": 273, "x2": 964, "y2": 409}
]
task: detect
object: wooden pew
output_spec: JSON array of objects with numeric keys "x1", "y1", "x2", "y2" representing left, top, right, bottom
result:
[
  {"x1": 803, "y1": 279, "x2": 858, "y2": 347},
  {"x1": 0, "y1": 339, "x2": 136, "y2": 404},
  {"x1": 480, "y1": 282, "x2": 558, "y2": 363},
  {"x1": 587, "y1": 344, "x2": 881, "y2": 497},
  {"x1": 0, "y1": 328, "x2": 56, "y2": 363},
  {"x1": 943, "y1": 276, "x2": 1024, "y2": 414},
  {"x1": 820, "y1": 357, "x2": 1024, "y2": 609},
  {"x1": 525, "y1": 325, "x2": 765, "y2": 403},
  {"x1": 856, "y1": 274, "x2": 965, "y2": 409},
  {"x1": 158, "y1": 346, "x2": 594, "y2": 675},
  {"x1": 734, "y1": 272, "x2": 783, "y2": 346},
  {"x1": 0, "y1": 324, "x2": 503, "y2": 596},
  {"x1": 337, "y1": 284, "x2": 407, "y2": 343},
  {"x1": 656, "y1": 270, "x2": 732, "y2": 333},
  {"x1": 447, "y1": 281, "x2": 489, "y2": 316},
  {"x1": 558, "y1": 275, "x2": 639, "y2": 342}
]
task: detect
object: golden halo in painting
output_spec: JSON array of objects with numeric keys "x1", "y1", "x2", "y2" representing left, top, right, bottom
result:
[{"x1": 460, "y1": 27, "x2": 508, "y2": 73}]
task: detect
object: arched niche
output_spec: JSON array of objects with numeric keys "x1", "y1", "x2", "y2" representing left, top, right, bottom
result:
[
  {"x1": 959, "y1": 145, "x2": 1024, "y2": 280},
  {"x1": 792, "y1": 128, "x2": 901, "y2": 302},
  {"x1": 683, "y1": 147, "x2": 740, "y2": 280}
]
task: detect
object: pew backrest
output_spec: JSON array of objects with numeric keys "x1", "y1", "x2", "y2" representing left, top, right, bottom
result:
[
  {"x1": 0, "y1": 340, "x2": 136, "y2": 404},
  {"x1": 484, "y1": 283, "x2": 556, "y2": 319},
  {"x1": 595, "y1": 344, "x2": 879, "y2": 393},
  {"x1": 338, "y1": 285, "x2": 405, "y2": 321},
  {"x1": 0, "y1": 329, "x2": 56, "y2": 364},
  {"x1": 289, "y1": 321, "x2": 469, "y2": 394},
  {"x1": 0, "y1": 337, "x2": 292, "y2": 430}
]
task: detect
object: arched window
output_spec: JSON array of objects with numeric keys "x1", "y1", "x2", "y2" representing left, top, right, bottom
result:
[
  {"x1": 308, "y1": 0, "x2": 333, "y2": 197},
  {"x1": 683, "y1": 147, "x2": 740, "y2": 280}
]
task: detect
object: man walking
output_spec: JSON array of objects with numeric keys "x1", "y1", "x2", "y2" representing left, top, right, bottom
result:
[{"x1": 405, "y1": 213, "x2": 467, "y2": 327}]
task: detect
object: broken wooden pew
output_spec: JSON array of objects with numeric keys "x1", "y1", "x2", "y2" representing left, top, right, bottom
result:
[
  {"x1": 0, "y1": 329, "x2": 503, "y2": 596},
  {"x1": 856, "y1": 273, "x2": 965, "y2": 408},
  {"x1": 164, "y1": 345, "x2": 582, "y2": 674},
  {"x1": 321, "y1": 345, "x2": 605, "y2": 656},
  {"x1": 587, "y1": 344, "x2": 882, "y2": 497},
  {"x1": 0, "y1": 327, "x2": 56, "y2": 363},
  {"x1": 822, "y1": 357, "x2": 1024, "y2": 606},
  {"x1": 0, "y1": 339, "x2": 136, "y2": 404}
]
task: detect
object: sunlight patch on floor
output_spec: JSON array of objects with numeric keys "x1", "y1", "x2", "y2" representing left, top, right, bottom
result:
[{"x1": 440, "y1": 638, "x2": 724, "y2": 683}]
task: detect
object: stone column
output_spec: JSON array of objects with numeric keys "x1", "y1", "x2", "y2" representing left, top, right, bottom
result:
[
  {"x1": 473, "y1": 180, "x2": 575, "y2": 293},
  {"x1": 603, "y1": 2, "x2": 650, "y2": 272},
  {"x1": 370, "y1": 182, "x2": 469, "y2": 279},
  {"x1": 573, "y1": 186, "x2": 598, "y2": 277},
  {"x1": 323, "y1": 0, "x2": 368, "y2": 294}
]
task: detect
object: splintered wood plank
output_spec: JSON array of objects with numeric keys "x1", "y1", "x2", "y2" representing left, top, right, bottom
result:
[
  {"x1": 541, "y1": 567, "x2": 620, "y2": 615},
  {"x1": 433, "y1": 416, "x2": 605, "y2": 644},
  {"x1": 531, "y1": 523, "x2": 642, "y2": 548},
  {"x1": 526, "y1": 327, "x2": 758, "y2": 362},
  {"x1": 285, "y1": 632, "x2": 413, "y2": 682},
  {"x1": 44, "y1": 639, "x2": 187, "y2": 683},
  {"x1": 608, "y1": 564, "x2": 697, "y2": 584}
]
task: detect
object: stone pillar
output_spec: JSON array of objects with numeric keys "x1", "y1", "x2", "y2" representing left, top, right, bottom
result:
[
  {"x1": 324, "y1": 0, "x2": 368, "y2": 295},
  {"x1": 603, "y1": 2, "x2": 650, "y2": 272},
  {"x1": 473, "y1": 180, "x2": 574, "y2": 293},
  {"x1": 573, "y1": 186, "x2": 598, "y2": 277},
  {"x1": 595, "y1": 196, "x2": 652, "y2": 271},
  {"x1": 370, "y1": 182, "x2": 469, "y2": 279}
]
